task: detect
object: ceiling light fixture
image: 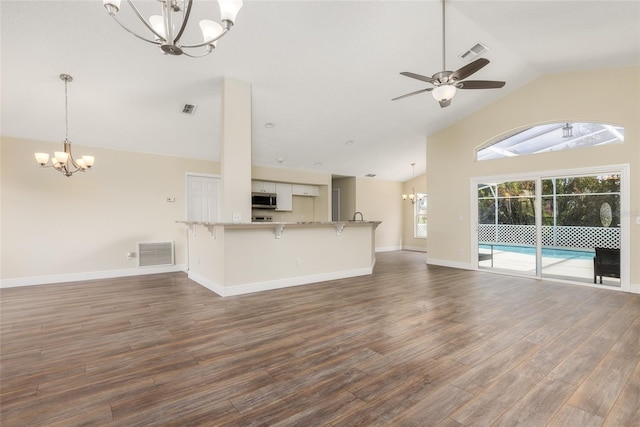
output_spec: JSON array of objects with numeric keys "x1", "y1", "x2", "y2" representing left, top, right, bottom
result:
[
  {"x1": 34, "y1": 74, "x2": 95, "y2": 177},
  {"x1": 103, "y1": 0, "x2": 243, "y2": 58},
  {"x1": 432, "y1": 84, "x2": 457, "y2": 103},
  {"x1": 265, "y1": 122, "x2": 275, "y2": 128},
  {"x1": 402, "y1": 163, "x2": 423, "y2": 204}
]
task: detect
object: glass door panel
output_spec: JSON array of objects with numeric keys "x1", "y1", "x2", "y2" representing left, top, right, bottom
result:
[
  {"x1": 541, "y1": 174, "x2": 621, "y2": 286},
  {"x1": 478, "y1": 180, "x2": 537, "y2": 276}
]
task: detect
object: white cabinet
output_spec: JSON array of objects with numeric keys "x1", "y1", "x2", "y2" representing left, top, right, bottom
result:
[
  {"x1": 292, "y1": 184, "x2": 320, "y2": 196},
  {"x1": 251, "y1": 181, "x2": 276, "y2": 193},
  {"x1": 275, "y1": 183, "x2": 293, "y2": 211}
]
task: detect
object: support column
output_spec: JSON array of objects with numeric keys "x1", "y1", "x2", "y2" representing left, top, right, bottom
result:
[{"x1": 220, "y1": 77, "x2": 252, "y2": 223}]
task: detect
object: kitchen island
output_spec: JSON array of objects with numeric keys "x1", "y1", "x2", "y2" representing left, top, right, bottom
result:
[{"x1": 178, "y1": 220, "x2": 381, "y2": 296}]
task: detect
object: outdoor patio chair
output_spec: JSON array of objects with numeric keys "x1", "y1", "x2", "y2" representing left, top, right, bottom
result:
[{"x1": 593, "y1": 247, "x2": 620, "y2": 284}]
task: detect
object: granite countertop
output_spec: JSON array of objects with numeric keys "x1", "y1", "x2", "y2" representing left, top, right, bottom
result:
[{"x1": 177, "y1": 220, "x2": 381, "y2": 227}]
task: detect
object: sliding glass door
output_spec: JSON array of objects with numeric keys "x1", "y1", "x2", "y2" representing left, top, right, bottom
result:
[
  {"x1": 477, "y1": 179, "x2": 537, "y2": 276},
  {"x1": 540, "y1": 175, "x2": 620, "y2": 286},
  {"x1": 475, "y1": 171, "x2": 622, "y2": 287}
]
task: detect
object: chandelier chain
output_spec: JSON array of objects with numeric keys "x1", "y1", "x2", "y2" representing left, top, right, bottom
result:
[{"x1": 64, "y1": 76, "x2": 69, "y2": 141}]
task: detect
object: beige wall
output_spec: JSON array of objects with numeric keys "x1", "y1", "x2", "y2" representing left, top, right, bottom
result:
[
  {"x1": 427, "y1": 66, "x2": 640, "y2": 289},
  {"x1": 1, "y1": 137, "x2": 406, "y2": 284},
  {"x1": 221, "y1": 78, "x2": 252, "y2": 223},
  {"x1": 1, "y1": 137, "x2": 217, "y2": 283},
  {"x1": 332, "y1": 177, "x2": 356, "y2": 222},
  {"x1": 402, "y1": 173, "x2": 427, "y2": 252},
  {"x1": 331, "y1": 176, "x2": 403, "y2": 251},
  {"x1": 355, "y1": 177, "x2": 403, "y2": 251}
]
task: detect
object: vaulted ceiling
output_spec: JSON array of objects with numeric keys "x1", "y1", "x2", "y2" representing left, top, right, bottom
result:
[{"x1": 2, "y1": 1, "x2": 639, "y2": 181}]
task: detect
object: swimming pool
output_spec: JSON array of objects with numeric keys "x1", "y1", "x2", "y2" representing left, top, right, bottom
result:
[{"x1": 479, "y1": 244, "x2": 596, "y2": 260}]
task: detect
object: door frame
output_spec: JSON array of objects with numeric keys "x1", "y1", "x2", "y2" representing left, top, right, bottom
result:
[
  {"x1": 184, "y1": 172, "x2": 222, "y2": 271},
  {"x1": 470, "y1": 164, "x2": 630, "y2": 292}
]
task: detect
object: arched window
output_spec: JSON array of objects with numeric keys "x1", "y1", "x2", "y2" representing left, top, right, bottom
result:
[{"x1": 476, "y1": 122, "x2": 624, "y2": 161}]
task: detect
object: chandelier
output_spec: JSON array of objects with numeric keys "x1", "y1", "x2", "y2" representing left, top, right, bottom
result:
[
  {"x1": 34, "y1": 74, "x2": 95, "y2": 177},
  {"x1": 103, "y1": 0, "x2": 243, "y2": 58},
  {"x1": 402, "y1": 163, "x2": 424, "y2": 205}
]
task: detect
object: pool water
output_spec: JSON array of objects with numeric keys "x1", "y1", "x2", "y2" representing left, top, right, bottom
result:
[{"x1": 479, "y1": 244, "x2": 595, "y2": 260}]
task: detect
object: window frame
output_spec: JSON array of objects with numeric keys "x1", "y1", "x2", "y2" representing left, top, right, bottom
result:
[{"x1": 414, "y1": 193, "x2": 427, "y2": 239}]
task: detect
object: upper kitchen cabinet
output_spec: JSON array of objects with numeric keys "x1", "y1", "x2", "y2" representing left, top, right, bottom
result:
[
  {"x1": 275, "y1": 183, "x2": 293, "y2": 211},
  {"x1": 292, "y1": 184, "x2": 320, "y2": 196},
  {"x1": 252, "y1": 181, "x2": 277, "y2": 193}
]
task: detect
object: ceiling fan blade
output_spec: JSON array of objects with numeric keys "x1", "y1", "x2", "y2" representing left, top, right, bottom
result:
[
  {"x1": 456, "y1": 80, "x2": 506, "y2": 89},
  {"x1": 439, "y1": 99, "x2": 451, "y2": 108},
  {"x1": 400, "y1": 72, "x2": 436, "y2": 84},
  {"x1": 450, "y1": 58, "x2": 490, "y2": 81},
  {"x1": 391, "y1": 88, "x2": 433, "y2": 101}
]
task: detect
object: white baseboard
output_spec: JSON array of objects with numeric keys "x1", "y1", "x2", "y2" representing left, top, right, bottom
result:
[
  {"x1": 629, "y1": 283, "x2": 640, "y2": 294},
  {"x1": 375, "y1": 245, "x2": 402, "y2": 253},
  {"x1": 0, "y1": 264, "x2": 187, "y2": 288},
  {"x1": 187, "y1": 271, "x2": 225, "y2": 296},
  {"x1": 189, "y1": 265, "x2": 374, "y2": 297},
  {"x1": 402, "y1": 245, "x2": 427, "y2": 252},
  {"x1": 426, "y1": 257, "x2": 474, "y2": 270}
]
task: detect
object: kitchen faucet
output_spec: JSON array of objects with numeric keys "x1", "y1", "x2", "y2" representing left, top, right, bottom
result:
[{"x1": 352, "y1": 211, "x2": 363, "y2": 221}]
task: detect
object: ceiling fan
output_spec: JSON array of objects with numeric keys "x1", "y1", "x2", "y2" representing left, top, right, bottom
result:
[{"x1": 392, "y1": 0, "x2": 505, "y2": 108}]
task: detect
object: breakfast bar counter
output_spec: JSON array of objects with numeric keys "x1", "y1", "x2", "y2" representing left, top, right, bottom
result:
[{"x1": 178, "y1": 220, "x2": 381, "y2": 296}]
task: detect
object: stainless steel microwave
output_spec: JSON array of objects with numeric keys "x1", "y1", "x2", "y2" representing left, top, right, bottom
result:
[{"x1": 251, "y1": 192, "x2": 277, "y2": 209}]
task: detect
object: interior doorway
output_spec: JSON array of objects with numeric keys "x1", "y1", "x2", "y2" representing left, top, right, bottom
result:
[
  {"x1": 186, "y1": 174, "x2": 221, "y2": 223},
  {"x1": 332, "y1": 188, "x2": 340, "y2": 221}
]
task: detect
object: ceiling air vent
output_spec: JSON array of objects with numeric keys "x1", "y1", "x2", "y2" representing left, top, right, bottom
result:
[
  {"x1": 181, "y1": 103, "x2": 197, "y2": 115},
  {"x1": 459, "y1": 42, "x2": 489, "y2": 62}
]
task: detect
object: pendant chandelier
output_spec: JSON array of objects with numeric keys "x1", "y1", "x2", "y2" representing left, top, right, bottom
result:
[
  {"x1": 103, "y1": 0, "x2": 243, "y2": 58},
  {"x1": 34, "y1": 74, "x2": 95, "y2": 177},
  {"x1": 402, "y1": 163, "x2": 424, "y2": 205}
]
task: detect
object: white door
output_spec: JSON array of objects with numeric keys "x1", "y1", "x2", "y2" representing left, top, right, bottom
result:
[{"x1": 187, "y1": 175, "x2": 220, "y2": 222}]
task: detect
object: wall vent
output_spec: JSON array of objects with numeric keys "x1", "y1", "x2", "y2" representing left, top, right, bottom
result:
[
  {"x1": 181, "y1": 103, "x2": 197, "y2": 115},
  {"x1": 459, "y1": 42, "x2": 489, "y2": 62},
  {"x1": 137, "y1": 241, "x2": 174, "y2": 267}
]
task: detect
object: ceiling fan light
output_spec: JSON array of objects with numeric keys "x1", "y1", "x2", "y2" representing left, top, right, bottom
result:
[{"x1": 432, "y1": 84, "x2": 457, "y2": 101}]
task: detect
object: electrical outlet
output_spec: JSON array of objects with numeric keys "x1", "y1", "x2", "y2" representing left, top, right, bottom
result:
[{"x1": 296, "y1": 258, "x2": 302, "y2": 267}]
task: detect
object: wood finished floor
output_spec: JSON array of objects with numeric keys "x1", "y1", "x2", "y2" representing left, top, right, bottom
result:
[{"x1": 1, "y1": 251, "x2": 639, "y2": 426}]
